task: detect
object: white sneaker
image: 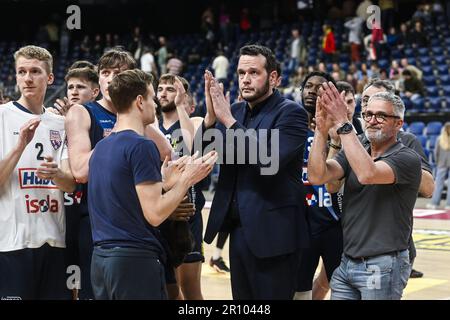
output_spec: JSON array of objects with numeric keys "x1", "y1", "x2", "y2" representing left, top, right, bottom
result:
[{"x1": 426, "y1": 203, "x2": 437, "y2": 209}]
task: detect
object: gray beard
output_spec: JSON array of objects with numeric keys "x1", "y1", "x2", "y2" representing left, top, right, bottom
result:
[{"x1": 364, "y1": 128, "x2": 390, "y2": 144}]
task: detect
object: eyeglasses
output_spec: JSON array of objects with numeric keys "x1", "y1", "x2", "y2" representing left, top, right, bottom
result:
[{"x1": 361, "y1": 111, "x2": 400, "y2": 123}]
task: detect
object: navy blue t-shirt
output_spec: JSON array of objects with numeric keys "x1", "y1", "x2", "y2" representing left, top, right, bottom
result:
[{"x1": 88, "y1": 130, "x2": 164, "y2": 254}]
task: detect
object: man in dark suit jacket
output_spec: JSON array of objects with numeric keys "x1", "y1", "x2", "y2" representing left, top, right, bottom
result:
[{"x1": 199, "y1": 45, "x2": 309, "y2": 299}]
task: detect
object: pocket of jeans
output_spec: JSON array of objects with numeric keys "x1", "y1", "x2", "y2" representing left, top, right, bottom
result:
[{"x1": 398, "y1": 255, "x2": 411, "y2": 287}]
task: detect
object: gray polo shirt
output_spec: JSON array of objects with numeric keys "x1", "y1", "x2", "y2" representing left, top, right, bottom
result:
[{"x1": 334, "y1": 141, "x2": 421, "y2": 258}]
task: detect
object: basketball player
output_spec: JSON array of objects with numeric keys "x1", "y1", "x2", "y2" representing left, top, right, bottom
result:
[
  {"x1": 65, "y1": 47, "x2": 172, "y2": 299},
  {"x1": 88, "y1": 69, "x2": 217, "y2": 299},
  {"x1": 0, "y1": 45, "x2": 75, "y2": 299}
]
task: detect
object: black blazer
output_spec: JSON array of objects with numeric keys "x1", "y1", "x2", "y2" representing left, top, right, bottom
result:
[{"x1": 203, "y1": 90, "x2": 310, "y2": 258}]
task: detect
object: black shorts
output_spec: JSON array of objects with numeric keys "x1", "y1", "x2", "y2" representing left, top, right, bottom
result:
[
  {"x1": 296, "y1": 223, "x2": 343, "y2": 292},
  {"x1": 0, "y1": 244, "x2": 70, "y2": 300},
  {"x1": 183, "y1": 208, "x2": 204, "y2": 263},
  {"x1": 64, "y1": 206, "x2": 94, "y2": 300}
]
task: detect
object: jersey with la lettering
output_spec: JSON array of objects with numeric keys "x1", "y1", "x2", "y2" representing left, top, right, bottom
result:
[{"x1": 0, "y1": 102, "x2": 68, "y2": 251}]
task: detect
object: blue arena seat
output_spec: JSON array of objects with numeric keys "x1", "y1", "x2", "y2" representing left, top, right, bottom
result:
[
  {"x1": 426, "y1": 121, "x2": 443, "y2": 135},
  {"x1": 408, "y1": 121, "x2": 425, "y2": 135}
]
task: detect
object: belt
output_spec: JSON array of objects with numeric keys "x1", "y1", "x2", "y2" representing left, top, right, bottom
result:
[{"x1": 345, "y1": 250, "x2": 401, "y2": 262}]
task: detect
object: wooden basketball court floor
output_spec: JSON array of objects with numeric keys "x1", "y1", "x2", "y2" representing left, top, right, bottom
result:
[{"x1": 199, "y1": 197, "x2": 450, "y2": 300}]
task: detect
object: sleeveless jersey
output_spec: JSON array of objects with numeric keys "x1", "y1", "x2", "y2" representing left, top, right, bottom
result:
[
  {"x1": 302, "y1": 129, "x2": 342, "y2": 237},
  {"x1": 159, "y1": 120, "x2": 206, "y2": 211},
  {"x1": 77, "y1": 101, "x2": 117, "y2": 217},
  {"x1": 0, "y1": 101, "x2": 68, "y2": 251}
]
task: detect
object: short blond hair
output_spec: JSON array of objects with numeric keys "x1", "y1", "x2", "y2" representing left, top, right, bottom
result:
[{"x1": 14, "y1": 45, "x2": 53, "y2": 74}]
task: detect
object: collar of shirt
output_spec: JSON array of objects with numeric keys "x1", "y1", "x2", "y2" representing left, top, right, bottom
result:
[{"x1": 243, "y1": 89, "x2": 278, "y2": 126}]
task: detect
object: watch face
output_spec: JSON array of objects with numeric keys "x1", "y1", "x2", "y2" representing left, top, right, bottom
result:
[{"x1": 337, "y1": 122, "x2": 353, "y2": 134}]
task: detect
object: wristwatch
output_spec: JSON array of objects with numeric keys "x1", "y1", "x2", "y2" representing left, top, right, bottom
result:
[{"x1": 336, "y1": 122, "x2": 353, "y2": 135}]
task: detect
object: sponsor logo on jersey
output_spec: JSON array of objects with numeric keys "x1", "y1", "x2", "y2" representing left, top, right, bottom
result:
[
  {"x1": 64, "y1": 191, "x2": 83, "y2": 206},
  {"x1": 18, "y1": 168, "x2": 57, "y2": 189},
  {"x1": 25, "y1": 194, "x2": 59, "y2": 214},
  {"x1": 305, "y1": 188, "x2": 332, "y2": 207},
  {"x1": 50, "y1": 130, "x2": 62, "y2": 150},
  {"x1": 302, "y1": 166, "x2": 311, "y2": 186},
  {"x1": 103, "y1": 128, "x2": 113, "y2": 137}
]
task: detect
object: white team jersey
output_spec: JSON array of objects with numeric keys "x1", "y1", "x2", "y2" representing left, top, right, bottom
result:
[{"x1": 0, "y1": 102, "x2": 68, "y2": 251}]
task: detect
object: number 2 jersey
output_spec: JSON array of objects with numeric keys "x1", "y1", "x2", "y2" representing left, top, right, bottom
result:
[{"x1": 0, "y1": 101, "x2": 68, "y2": 251}]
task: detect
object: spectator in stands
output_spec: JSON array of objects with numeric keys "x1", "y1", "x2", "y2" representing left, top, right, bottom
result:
[
  {"x1": 167, "y1": 52, "x2": 183, "y2": 76},
  {"x1": 291, "y1": 65, "x2": 308, "y2": 88},
  {"x1": 331, "y1": 71, "x2": 341, "y2": 82},
  {"x1": 202, "y1": 14, "x2": 216, "y2": 56},
  {"x1": 332, "y1": 63, "x2": 345, "y2": 81},
  {"x1": 401, "y1": 69, "x2": 425, "y2": 101},
  {"x1": 317, "y1": 62, "x2": 327, "y2": 73},
  {"x1": 157, "y1": 36, "x2": 168, "y2": 75},
  {"x1": 391, "y1": 69, "x2": 404, "y2": 93},
  {"x1": 322, "y1": 24, "x2": 336, "y2": 62},
  {"x1": 239, "y1": 8, "x2": 251, "y2": 33},
  {"x1": 386, "y1": 26, "x2": 399, "y2": 48},
  {"x1": 356, "y1": 71, "x2": 369, "y2": 94},
  {"x1": 129, "y1": 26, "x2": 142, "y2": 58},
  {"x1": 413, "y1": 4, "x2": 432, "y2": 23},
  {"x1": 140, "y1": 46, "x2": 158, "y2": 77},
  {"x1": 368, "y1": 62, "x2": 381, "y2": 78},
  {"x1": 212, "y1": 50, "x2": 229, "y2": 84},
  {"x1": 410, "y1": 20, "x2": 428, "y2": 48},
  {"x1": 389, "y1": 60, "x2": 403, "y2": 79},
  {"x1": 396, "y1": 23, "x2": 411, "y2": 51},
  {"x1": 348, "y1": 63, "x2": 361, "y2": 81},
  {"x1": 344, "y1": 16, "x2": 363, "y2": 62},
  {"x1": 370, "y1": 21, "x2": 386, "y2": 61},
  {"x1": 219, "y1": 5, "x2": 231, "y2": 45},
  {"x1": 289, "y1": 27, "x2": 306, "y2": 71},
  {"x1": 380, "y1": 69, "x2": 389, "y2": 80},
  {"x1": 400, "y1": 58, "x2": 423, "y2": 79},
  {"x1": 201, "y1": 6, "x2": 215, "y2": 27},
  {"x1": 427, "y1": 122, "x2": 450, "y2": 209},
  {"x1": 345, "y1": 73, "x2": 358, "y2": 91}
]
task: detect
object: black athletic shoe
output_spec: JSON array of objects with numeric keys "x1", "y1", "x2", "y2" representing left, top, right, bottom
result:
[
  {"x1": 209, "y1": 257, "x2": 230, "y2": 273},
  {"x1": 410, "y1": 269, "x2": 424, "y2": 278}
]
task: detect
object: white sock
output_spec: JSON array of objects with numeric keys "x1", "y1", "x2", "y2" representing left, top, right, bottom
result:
[
  {"x1": 293, "y1": 291, "x2": 312, "y2": 300},
  {"x1": 212, "y1": 248, "x2": 223, "y2": 260}
]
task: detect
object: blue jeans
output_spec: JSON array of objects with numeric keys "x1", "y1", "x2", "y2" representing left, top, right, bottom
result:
[
  {"x1": 431, "y1": 167, "x2": 450, "y2": 206},
  {"x1": 330, "y1": 250, "x2": 411, "y2": 300}
]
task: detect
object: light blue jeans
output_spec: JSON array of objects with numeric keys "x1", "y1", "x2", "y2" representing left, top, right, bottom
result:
[
  {"x1": 330, "y1": 250, "x2": 411, "y2": 300},
  {"x1": 431, "y1": 167, "x2": 450, "y2": 206}
]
